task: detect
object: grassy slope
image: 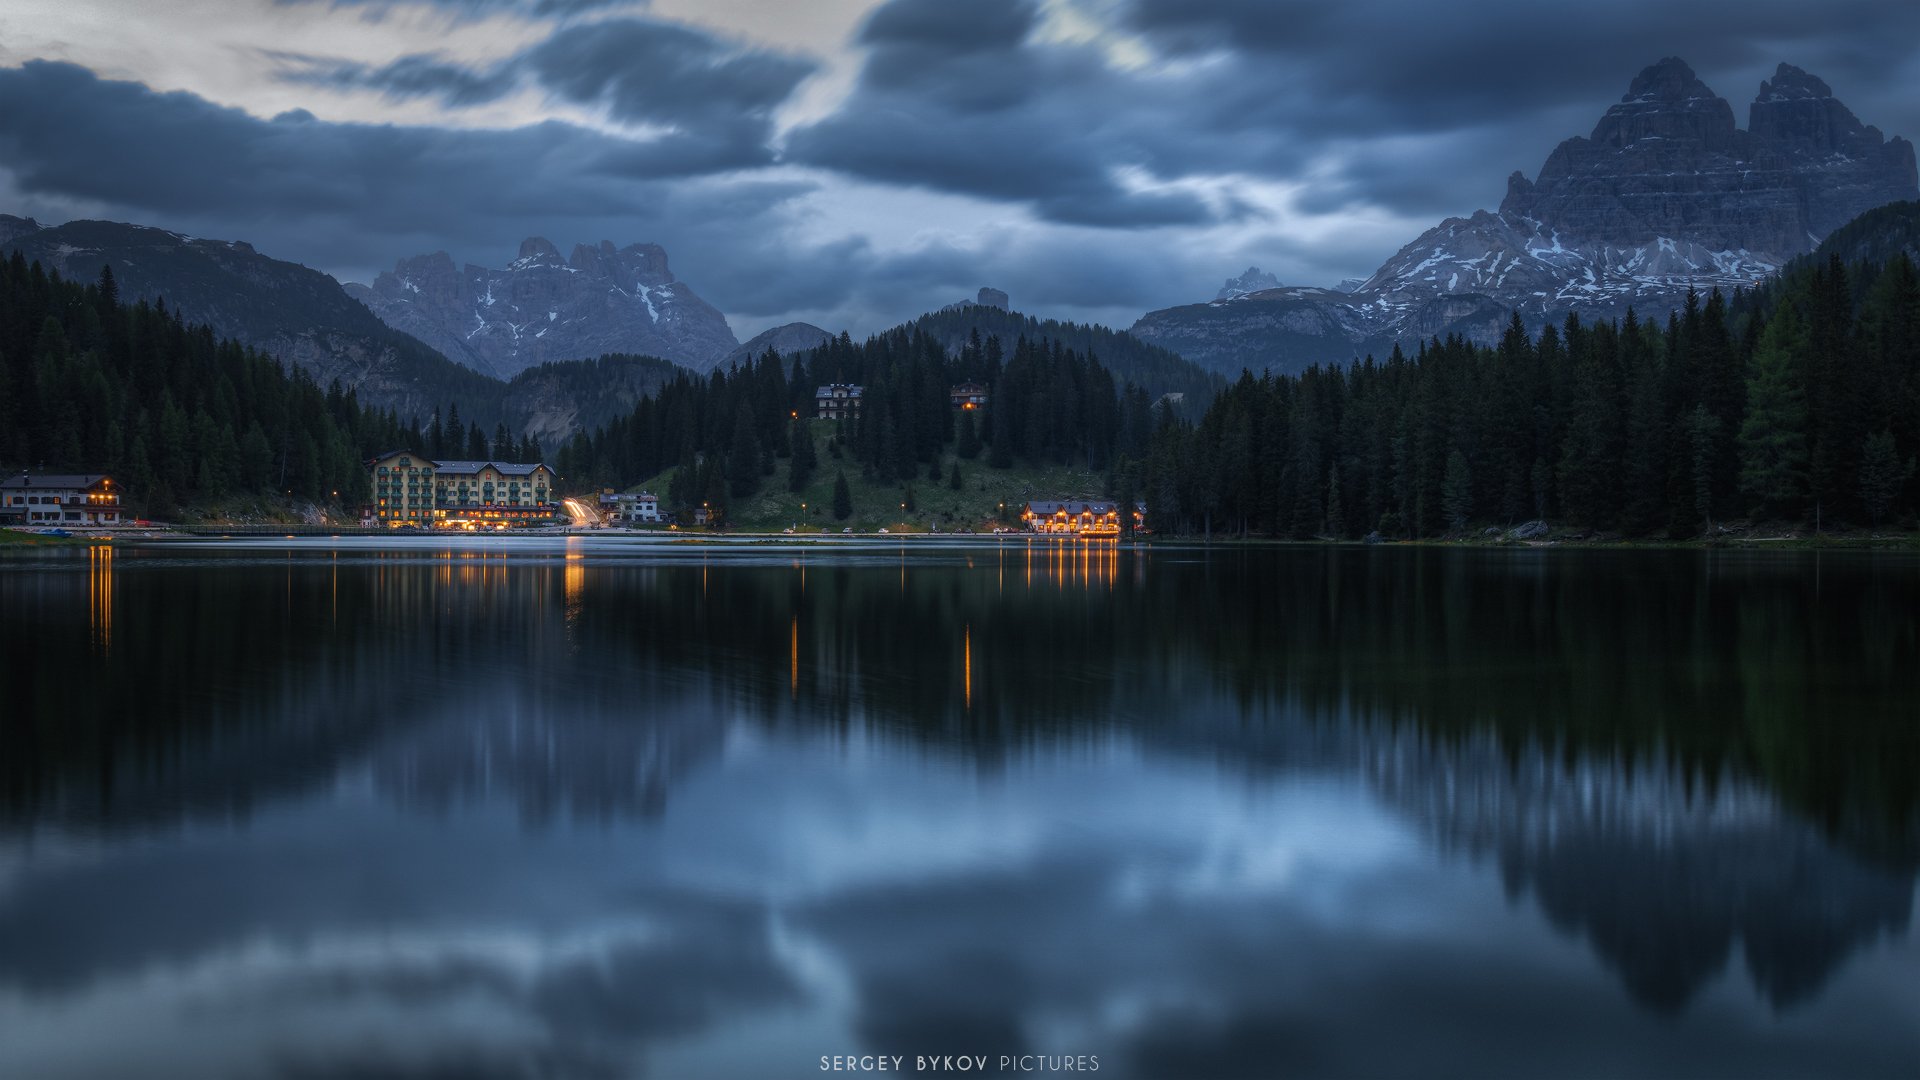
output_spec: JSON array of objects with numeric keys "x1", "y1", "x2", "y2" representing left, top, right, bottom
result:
[{"x1": 628, "y1": 419, "x2": 1113, "y2": 532}]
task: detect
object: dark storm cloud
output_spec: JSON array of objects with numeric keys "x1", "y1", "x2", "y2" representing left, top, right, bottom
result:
[
  {"x1": 0, "y1": 57, "x2": 1080, "y2": 334},
  {"x1": 859, "y1": 0, "x2": 1037, "y2": 52},
  {"x1": 268, "y1": 16, "x2": 814, "y2": 171},
  {"x1": 0, "y1": 59, "x2": 844, "y2": 313},
  {"x1": 271, "y1": 49, "x2": 520, "y2": 107},
  {"x1": 785, "y1": 0, "x2": 1238, "y2": 228},
  {"x1": 1120, "y1": 0, "x2": 1920, "y2": 214},
  {"x1": 525, "y1": 18, "x2": 815, "y2": 131},
  {"x1": 1125, "y1": 0, "x2": 1920, "y2": 126},
  {"x1": 0, "y1": 60, "x2": 787, "y2": 221},
  {"x1": 792, "y1": 0, "x2": 1920, "y2": 231},
  {"x1": 274, "y1": 0, "x2": 638, "y2": 19}
]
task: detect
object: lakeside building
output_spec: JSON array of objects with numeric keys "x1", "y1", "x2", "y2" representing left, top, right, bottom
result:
[
  {"x1": 949, "y1": 382, "x2": 990, "y2": 410},
  {"x1": 1021, "y1": 500, "x2": 1148, "y2": 538},
  {"x1": 367, "y1": 451, "x2": 559, "y2": 527},
  {"x1": 815, "y1": 383, "x2": 863, "y2": 420},
  {"x1": 2, "y1": 473, "x2": 123, "y2": 526},
  {"x1": 600, "y1": 490, "x2": 664, "y2": 524}
]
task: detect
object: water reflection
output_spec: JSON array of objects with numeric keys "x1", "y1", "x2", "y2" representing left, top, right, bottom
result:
[{"x1": 0, "y1": 542, "x2": 1916, "y2": 1078}]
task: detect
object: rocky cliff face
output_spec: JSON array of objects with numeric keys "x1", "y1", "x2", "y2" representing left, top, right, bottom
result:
[
  {"x1": 348, "y1": 238, "x2": 738, "y2": 378},
  {"x1": 1499, "y1": 58, "x2": 1914, "y2": 255},
  {"x1": 1133, "y1": 59, "x2": 1918, "y2": 377},
  {"x1": 941, "y1": 286, "x2": 1011, "y2": 313},
  {"x1": 1215, "y1": 267, "x2": 1282, "y2": 300}
]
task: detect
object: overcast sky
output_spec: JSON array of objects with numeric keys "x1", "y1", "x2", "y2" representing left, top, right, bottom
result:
[{"x1": 2, "y1": 0, "x2": 1916, "y2": 338}]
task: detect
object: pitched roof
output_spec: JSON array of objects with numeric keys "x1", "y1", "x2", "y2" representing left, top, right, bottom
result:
[
  {"x1": 430, "y1": 460, "x2": 551, "y2": 476},
  {"x1": 1, "y1": 473, "x2": 112, "y2": 490},
  {"x1": 1025, "y1": 500, "x2": 1119, "y2": 515},
  {"x1": 369, "y1": 450, "x2": 437, "y2": 466}
]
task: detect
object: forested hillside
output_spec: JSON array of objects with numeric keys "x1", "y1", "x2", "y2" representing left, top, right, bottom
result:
[
  {"x1": 905, "y1": 304, "x2": 1220, "y2": 407},
  {"x1": 550, "y1": 327, "x2": 1161, "y2": 517},
  {"x1": 0, "y1": 256, "x2": 414, "y2": 515},
  {"x1": 1138, "y1": 252, "x2": 1919, "y2": 538}
]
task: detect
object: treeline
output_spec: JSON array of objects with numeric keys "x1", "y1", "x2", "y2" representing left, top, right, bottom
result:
[
  {"x1": 0, "y1": 256, "x2": 415, "y2": 516},
  {"x1": 905, "y1": 304, "x2": 1221, "y2": 406},
  {"x1": 1139, "y1": 251, "x2": 1920, "y2": 537},
  {"x1": 416, "y1": 400, "x2": 544, "y2": 465},
  {"x1": 548, "y1": 327, "x2": 1162, "y2": 515}
]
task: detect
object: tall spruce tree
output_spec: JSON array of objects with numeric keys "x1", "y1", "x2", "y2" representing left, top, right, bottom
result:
[
  {"x1": 831, "y1": 469, "x2": 852, "y2": 520},
  {"x1": 1737, "y1": 303, "x2": 1810, "y2": 520}
]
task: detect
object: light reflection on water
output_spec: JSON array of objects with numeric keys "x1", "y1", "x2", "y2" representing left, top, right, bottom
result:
[{"x1": 0, "y1": 541, "x2": 1916, "y2": 1079}]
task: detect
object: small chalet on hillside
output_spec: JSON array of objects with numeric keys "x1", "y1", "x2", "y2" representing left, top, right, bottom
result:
[
  {"x1": 949, "y1": 382, "x2": 989, "y2": 410},
  {"x1": 815, "y1": 383, "x2": 863, "y2": 420}
]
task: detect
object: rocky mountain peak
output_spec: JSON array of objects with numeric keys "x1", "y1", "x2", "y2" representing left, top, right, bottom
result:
[
  {"x1": 1757, "y1": 62, "x2": 1832, "y2": 102},
  {"x1": 1748, "y1": 62, "x2": 1890, "y2": 161},
  {"x1": 940, "y1": 286, "x2": 1011, "y2": 313},
  {"x1": 1216, "y1": 267, "x2": 1282, "y2": 300},
  {"x1": 515, "y1": 237, "x2": 563, "y2": 266},
  {"x1": 0, "y1": 214, "x2": 44, "y2": 246},
  {"x1": 1588, "y1": 57, "x2": 1737, "y2": 152},
  {"x1": 1622, "y1": 56, "x2": 1714, "y2": 103},
  {"x1": 1499, "y1": 57, "x2": 1915, "y2": 255}
]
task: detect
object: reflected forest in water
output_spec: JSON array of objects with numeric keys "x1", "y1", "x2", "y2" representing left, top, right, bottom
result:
[{"x1": 2, "y1": 542, "x2": 1917, "y2": 1044}]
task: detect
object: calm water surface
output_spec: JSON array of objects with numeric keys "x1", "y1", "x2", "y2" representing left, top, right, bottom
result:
[{"x1": 1, "y1": 539, "x2": 1916, "y2": 1079}]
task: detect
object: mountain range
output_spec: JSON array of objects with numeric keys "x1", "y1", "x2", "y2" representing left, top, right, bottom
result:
[
  {"x1": 0, "y1": 216, "x2": 1221, "y2": 441},
  {"x1": 0, "y1": 216, "x2": 684, "y2": 442},
  {"x1": 1132, "y1": 59, "x2": 1918, "y2": 377}
]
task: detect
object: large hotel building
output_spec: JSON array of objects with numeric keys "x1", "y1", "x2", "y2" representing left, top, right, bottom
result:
[{"x1": 368, "y1": 451, "x2": 560, "y2": 527}]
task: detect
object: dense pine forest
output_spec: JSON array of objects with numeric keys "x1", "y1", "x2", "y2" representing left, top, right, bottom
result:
[
  {"x1": 903, "y1": 304, "x2": 1221, "y2": 405},
  {"x1": 0, "y1": 255, "x2": 413, "y2": 515},
  {"x1": 548, "y1": 327, "x2": 1162, "y2": 517},
  {"x1": 1138, "y1": 251, "x2": 1920, "y2": 537}
]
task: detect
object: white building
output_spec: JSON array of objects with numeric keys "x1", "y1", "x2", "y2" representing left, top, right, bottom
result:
[
  {"x1": 600, "y1": 490, "x2": 663, "y2": 524},
  {"x1": 1, "y1": 473, "x2": 123, "y2": 526},
  {"x1": 815, "y1": 383, "x2": 863, "y2": 420}
]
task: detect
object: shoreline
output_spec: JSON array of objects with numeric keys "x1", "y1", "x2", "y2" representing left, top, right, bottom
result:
[{"x1": 6, "y1": 525, "x2": 1916, "y2": 553}]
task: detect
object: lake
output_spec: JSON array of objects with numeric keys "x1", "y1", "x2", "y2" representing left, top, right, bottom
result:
[{"x1": 1, "y1": 538, "x2": 1916, "y2": 1079}]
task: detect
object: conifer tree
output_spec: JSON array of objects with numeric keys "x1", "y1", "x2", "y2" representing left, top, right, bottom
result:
[
  {"x1": 956, "y1": 408, "x2": 981, "y2": 460},
  {"x1": 1442, "y1": 449, "x2": 1473, "y2": 532},
  {"x1": 831, "y1": 469, "x2": 852, "y2": 520},
  {"x1": 788, "y1": 418, "x2": 817, "y2": 492},
  {"x1": 727, "y1": 404, "x2": 761, "y2": 498},
  {"x1": 1737, "y1": 304, "x2": 1810, "y2": 519},
  {"x1": 1859, "y1": 430, "x2": 1913, "y2": 526}
]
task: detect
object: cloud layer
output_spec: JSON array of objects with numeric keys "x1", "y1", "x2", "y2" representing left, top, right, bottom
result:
[{"x1": 2, "y1": 0, "x2": 1917, "y2": 337}]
